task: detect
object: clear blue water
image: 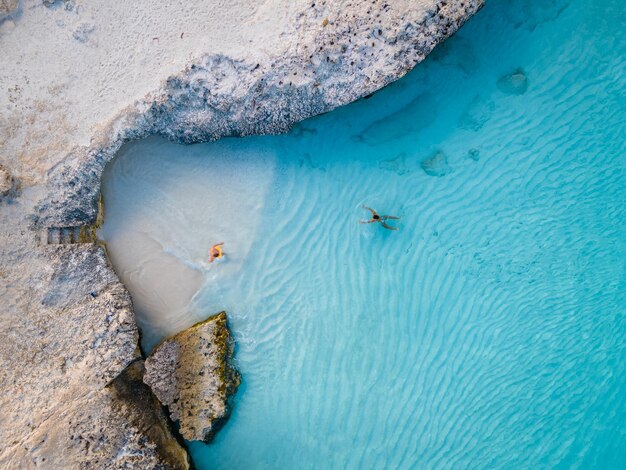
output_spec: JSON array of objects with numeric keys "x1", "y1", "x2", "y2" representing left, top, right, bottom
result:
[{"x1": 100, "y1": 0, "x2": 626, "y2": 467}]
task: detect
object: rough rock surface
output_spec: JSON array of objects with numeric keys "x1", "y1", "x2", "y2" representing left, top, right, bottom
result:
[
  {"x1": 0, "y1": 0, "x2": 17, "y2": 19},
  {"x1": 0, "y1": 165, "x2": 12, "y2": 196},
  {"x1": 107, "y1": 360, "x2": 190, "y2": 469},
  {"x1": 144, "y1": 312, "x2": 241, "y2": 443},
  {"x1": 2, "y1": 359, "x2": 190, "y2": 469},
  {"x1": 0, "y1": 0, "x2": 482, "y2": 466}
]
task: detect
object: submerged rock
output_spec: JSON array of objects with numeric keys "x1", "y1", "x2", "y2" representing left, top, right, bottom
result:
[
  {"x1": 421, "y1": 150, "x2": 453, "y2": 177},
  {"x1": 458, "y1": 94, "x2": 495, "y2": 131},
  {"x1": 355, "y1": 93, "x2": 437, "y2": 145},
  {"x1": 468, "y1": 148, "x2": 481, "y2": 161},
  {"x1": 497, "y1": 69, "x2": 529, "y2": 95},
  {"x1": 144, "y1": 311, "x2": 241, "y2": 442},
  {"x1": 379, "y1": 153, "x2": 409, "y2": 175}
]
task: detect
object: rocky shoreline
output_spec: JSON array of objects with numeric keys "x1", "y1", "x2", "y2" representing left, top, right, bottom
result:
[
  {"x1": 36, "y1": 0, "x2": 483, "y2": 229},
  {"x1": 0, "y1": 0, "x2": 482, "y2": 466}
]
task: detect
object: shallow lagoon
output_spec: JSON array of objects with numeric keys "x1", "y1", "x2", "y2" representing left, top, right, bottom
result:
[{"x1": 100, "y1": 0, "x2": 626, "y2": 467}]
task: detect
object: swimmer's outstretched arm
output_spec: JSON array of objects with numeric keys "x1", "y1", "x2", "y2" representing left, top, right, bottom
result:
[
  {"x1": 360, "y1": 206, "x2": 379, "y2": 223},
  {"x1": 383, "y1": 215, "x2": 400, "y2": 220}
]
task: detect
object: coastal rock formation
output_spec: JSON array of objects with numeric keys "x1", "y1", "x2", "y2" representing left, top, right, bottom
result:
[
  {"x1": 144, "y1": 312, "x2": 241, "y2": 442},
  {"x1": 0, "y1": 0, "x2": 482, "y2": 465},
  {"x1": 107, "y1": 360, "x2": 190, "y2": 469},
  {"x1": 2, "y1": 359, "x2": 190, "y2": 469},
  {"x1": 0, "y1": 226, "x2": 188, "y2": 468}
]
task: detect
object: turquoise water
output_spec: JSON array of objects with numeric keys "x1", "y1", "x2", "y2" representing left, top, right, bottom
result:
[{"x1": 100, "y1": 0, "x2": 626, "y2": 467}]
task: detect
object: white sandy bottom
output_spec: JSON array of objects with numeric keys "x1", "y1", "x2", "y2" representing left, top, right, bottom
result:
[{"x1": 99, "y1": 136, "x2": 275, "y2": 350}]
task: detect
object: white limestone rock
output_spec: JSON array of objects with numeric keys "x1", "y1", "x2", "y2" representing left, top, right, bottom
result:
[{"x1": 34, "y1": 0, "x2": 485, "y2": 227}]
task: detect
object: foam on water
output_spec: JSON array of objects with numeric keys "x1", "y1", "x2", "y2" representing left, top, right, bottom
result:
[{"x1": 100, "y1": 0, "x2": 626, "y2": 467}]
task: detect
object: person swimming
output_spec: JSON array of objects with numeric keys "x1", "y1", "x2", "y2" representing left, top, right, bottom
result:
[
  {"x1": 209, "y1": 242, "x2": 225, "y2": 263},
  {"x1": 360, "y1": 206, "x2": 400, "y2": 230}
]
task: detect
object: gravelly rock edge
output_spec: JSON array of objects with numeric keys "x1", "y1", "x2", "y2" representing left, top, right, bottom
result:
[
  {"x1": 36, "y1": 0, "x2": 483, "y2": 228},
  {"x1": 144, "y1": 312, "x2": 241, "y2": 443}
]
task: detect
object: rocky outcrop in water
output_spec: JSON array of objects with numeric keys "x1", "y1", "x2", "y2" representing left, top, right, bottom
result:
[{"x1": 144, "y1": 312, "x2": 241, "y2": 442}]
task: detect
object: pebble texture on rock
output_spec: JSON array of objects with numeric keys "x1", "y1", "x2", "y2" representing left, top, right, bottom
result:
[{"x1": 144, "y1": 312, "x2": 241, "y2": 442}]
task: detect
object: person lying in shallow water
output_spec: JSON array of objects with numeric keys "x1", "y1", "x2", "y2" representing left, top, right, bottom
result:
[
  {"x1": 209, "y1": 242, "x2": 225, "y2": 263},
  {"x1": 360, "y1": 206, "x2": 400, "y2": 230}
]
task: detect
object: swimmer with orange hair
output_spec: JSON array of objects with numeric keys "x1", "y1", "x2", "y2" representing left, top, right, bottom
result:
[{"x1": 209, "y1": 242, "x2": 225, "y2": 263}]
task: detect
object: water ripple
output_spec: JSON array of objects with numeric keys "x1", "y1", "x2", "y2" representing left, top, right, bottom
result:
[{"x1": 102, "y1": 0, "x2": 626, "y2": 467}]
